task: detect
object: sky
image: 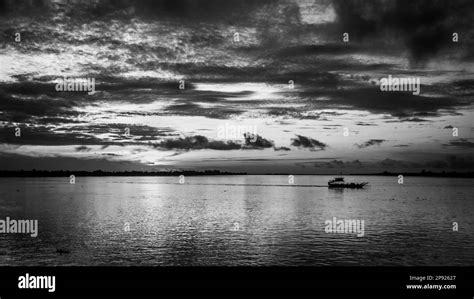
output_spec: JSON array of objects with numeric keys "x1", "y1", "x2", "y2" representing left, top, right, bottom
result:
[{"x1": 0, "y1": 0, "x2": 473, "y2": 174}]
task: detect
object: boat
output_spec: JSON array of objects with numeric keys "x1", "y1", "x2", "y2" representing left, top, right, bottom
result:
[{"x1": 328, "y1": 177, "x2": 368, "y2": 188}]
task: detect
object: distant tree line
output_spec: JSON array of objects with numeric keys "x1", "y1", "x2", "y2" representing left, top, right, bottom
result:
[{"x1": 0, "y1": 169, "x2": 246, "y2": 177}]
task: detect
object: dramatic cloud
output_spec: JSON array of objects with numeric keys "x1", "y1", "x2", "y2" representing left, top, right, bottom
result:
[
  {"x1": 150, "y1": 133, "x2": 279, "y2": 151},
  {"x1": 0, "y1": 0, "x2": 472, "y2": 174},
  {"x1": 243, "y1": 133, "x2": 274, "y2": 149},
  {"x1": 68, "y1": 124, "x2": 176, "y2": 141},
  {"x1": 152, "y1": 135, "x2": 241, "y2": 151},
  {"x1": 0, "y1": 124, "x2": 173, "y2": 146},
  {"x1": 291, "y1": 135, "x2": 327, "y2": 150},
  {"x1": 0, "y1": 89, "x2": 80, "y2": 122},
  {"x1": 333, "y1": 0, "x2": 474, "y2": 65},
  {"x1": 299, "y1": 87, "x2": 469, "y2": 119},
  {"x1": 356, "y1": 139, "x2": 385, "y2": 149},
  {"x1": 0, "y1": 0, "x2": 273, "y2": 20}
]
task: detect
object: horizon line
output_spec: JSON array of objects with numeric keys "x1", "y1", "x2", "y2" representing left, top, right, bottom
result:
[{"x1": 0, "y1": 169, "x2": 473, "y2": 178}]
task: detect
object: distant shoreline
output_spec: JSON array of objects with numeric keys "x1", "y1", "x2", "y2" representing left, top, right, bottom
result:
[{"x1": 0, "y1": 170, "x2": 473, "y2": 178}]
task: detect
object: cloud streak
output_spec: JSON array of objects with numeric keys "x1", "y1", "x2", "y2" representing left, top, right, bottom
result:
[
  {"x1": 356, "y1": 139, "x2": 385, "y2": 149},
  {"x1": 291, "y1": 135, "x2": 327, "y2": 150},
  {"x1": 443, "y1": 138, "x2": 474, "y2": 148}
]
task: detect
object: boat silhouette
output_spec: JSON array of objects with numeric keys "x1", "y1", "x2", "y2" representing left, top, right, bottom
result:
[{"x1": 328, "y1": 177, "x2": 368, "y2": 189}]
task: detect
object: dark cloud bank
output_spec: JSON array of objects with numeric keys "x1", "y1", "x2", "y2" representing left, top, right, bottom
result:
[
  {"x1": 333, "y1": 0, "x2": 474, "y2": 65},
  {"x1": 3, "y1": 0, "x2": 472, "y2": 64}
]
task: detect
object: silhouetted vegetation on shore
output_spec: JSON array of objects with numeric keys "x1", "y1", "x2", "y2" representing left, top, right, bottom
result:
[
  {"x1": 0, "y1": 170, "x2": 245, "y2": 177},
  {"x1": 262, "y1": 171, "x2": 474, "y2": 178},
  {"x1": 367, "y1": 170, "x2": 474, "y2": 178}
]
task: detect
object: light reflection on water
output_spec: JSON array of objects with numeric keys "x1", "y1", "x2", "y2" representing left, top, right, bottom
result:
[{"x1": 0, "y1": 176, "x2": 473, "y2": 266}]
